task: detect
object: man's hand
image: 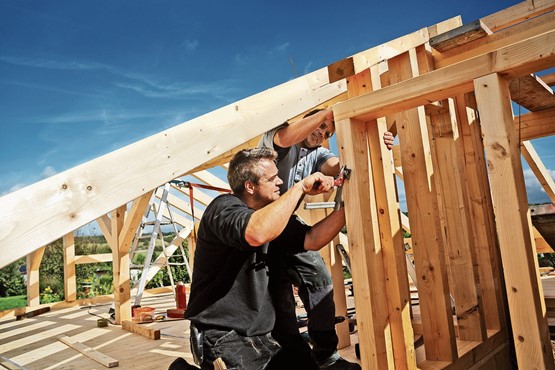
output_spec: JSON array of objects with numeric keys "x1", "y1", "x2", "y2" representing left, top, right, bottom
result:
[
  {"x1": 301, "y1": 172, "x2": 334, "y2": 195},
  {"x1": 383, "y1": 131, "x2": 395, "y2": 150}
]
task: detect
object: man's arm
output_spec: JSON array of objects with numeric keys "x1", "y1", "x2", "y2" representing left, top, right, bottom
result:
[
  {"x1": 273, "y1": 109, "x2": 333, "y2": 148},
  {"x1": 244, "y1": 172, "x2": 334, "y2": 246},
  {"x1": 304, "y1": 208, "x2": 346, "y2": 251}
]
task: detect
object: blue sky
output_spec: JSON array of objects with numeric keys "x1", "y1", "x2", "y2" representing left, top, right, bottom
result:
[{"x1": 1, "y1": 0, "x2": 553, "y2": 206}]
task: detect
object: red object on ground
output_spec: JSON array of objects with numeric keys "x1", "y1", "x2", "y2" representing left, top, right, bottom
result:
[{"x1": 176, "y1": 282, "x2": 187, "y2": 309}]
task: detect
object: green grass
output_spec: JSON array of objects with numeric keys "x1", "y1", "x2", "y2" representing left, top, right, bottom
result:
[{"x1": 0, "y1": 295, "x2": 27, "y2": 310}]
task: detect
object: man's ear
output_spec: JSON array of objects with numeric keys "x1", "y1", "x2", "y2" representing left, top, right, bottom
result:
[{"x1": 244, "y1": 180, "x2": 255, "y2": 195}]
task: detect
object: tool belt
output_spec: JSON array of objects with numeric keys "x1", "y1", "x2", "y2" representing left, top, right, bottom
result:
[{"x1": 189, "y1": 322, "x2": 204, "y2": 365}]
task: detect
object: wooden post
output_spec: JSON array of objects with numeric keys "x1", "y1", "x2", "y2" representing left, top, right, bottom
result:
[
  {"x1": 26, "y1": 246, "x2": 45, "y2": 307},
  {"x1": 335, "y1": 113, "x2": 393, "y2": 369},
  {"x1": 63, "y1": 232, "x2": 77, "y2": 302},
  {"x1": 475, "y1": 72, "x2": 555, "y2": 370},
  {"x1": 427, "y1": 97, "x2": 487, "y2": 342},
  {"x1": 455, "y1": 92, "x2": 506, "y2": 332},
  {"x1": 388, "y1": 49, "x2": 457, "y2": 362}
]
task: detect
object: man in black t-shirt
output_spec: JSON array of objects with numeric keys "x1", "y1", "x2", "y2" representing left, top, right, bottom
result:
[{"x1": 184, "y1": 148, "x2": 346, "y2": 370}]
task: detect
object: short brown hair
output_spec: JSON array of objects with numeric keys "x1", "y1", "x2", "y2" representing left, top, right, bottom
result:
[{"x1": 227, "y1": 148, "x2": 278, "y2": 194}]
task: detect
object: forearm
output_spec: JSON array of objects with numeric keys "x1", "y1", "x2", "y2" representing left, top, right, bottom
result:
[
  {"x1": 304, "y1": 208, "x2": 346, "y2": 251},
  {"x1": 274, "y1": 110, "x2": 328, "y2": 147},
  {"x1": 245, "y1": 183, "x2": 306, "y2": 246}
]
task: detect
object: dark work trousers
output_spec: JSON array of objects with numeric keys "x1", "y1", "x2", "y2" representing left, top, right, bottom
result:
[
  {"x1": 200, "y1": 328, "x2": 280, "y2": 370},
  {"x1": 269, "y1": 250, "x2": 339, "y2": 366}
]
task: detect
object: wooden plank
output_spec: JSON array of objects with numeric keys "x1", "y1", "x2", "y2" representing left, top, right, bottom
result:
[
  {"x1": 58, "y1": 335, "x2": 119, "y2": 368},
  {"x1": 15, "y1": 306, "x2": 50, "y2": 320},
  {"x1": 0, "y1": 355, "x2": 25, "y2": 370},
  {"x1": 386, "y1": 49, "x2": 457, "y2": 362},
  {"x1": 427, "y1": 97, "x2": 486, "y2": 341},
  {"x1": 122, "y1": 320, "x2": 161, "y2": 340},
  {"x1": 75, "y1": 253, "x2": 113, "y2": 264},
  {"x1": 510, "y1": 74, "x2": 555, "y2": 112},
  {"x1": 0, "y1": 67, "x2": 345, "y2": 269},
  {"x1": 334, "y1": 26, "x2": 555, "y2": 123},
  {"x1": 475, "y1": 73, "x2": 554, "y2": 370},
  {"x1": 429, "y1": 19, "x2": 491, "y2": 53},
  {"x1": 455, "y1": 92, "x2": 505, "y2": 332}
]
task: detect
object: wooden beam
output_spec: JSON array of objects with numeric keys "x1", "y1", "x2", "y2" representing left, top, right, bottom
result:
[
  {"x1": 75, "y1": 253, "x2": 113, "y2": 264},
  {"x1": 122, "y1": 320, "x2": 161, "y2": 340},
  {"x1": 475, "y1": 73, "x2": 554, "y2": 370},
  {"x1": 510, "y1": 74, "x2": 555, "y2": 112},
  {"x1": 541, "y1": 72, "x2": 555, "y2": 86},
  {"x1": 514, "y1": 107, "x2": 555, "y2": 141},
  {"x1": 334, "y1": 27, "x2": 555, "y2": 123},
  {"x1": 58, "y1": 335, "x2": 119, "y2": 368},
  {"x1": 481, "y1": 0, "x2": 555, "y2": 32},
  {"x1": 0, "y1": 67, "x2": 345, "y2": 269}
]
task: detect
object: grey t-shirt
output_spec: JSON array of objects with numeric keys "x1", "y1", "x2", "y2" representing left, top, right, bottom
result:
[{"x1": 259, "y1": 123, "x2": 336, "y2": 194}]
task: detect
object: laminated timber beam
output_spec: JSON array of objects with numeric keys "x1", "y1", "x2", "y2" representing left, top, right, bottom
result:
[{"x1": 0, "y1": 68, "x2": 345, "y2": 269}]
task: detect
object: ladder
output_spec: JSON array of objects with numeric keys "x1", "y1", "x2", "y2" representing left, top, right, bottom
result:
[{"x1": 130, "y1": 183, "x2": 192, "y2": 307}]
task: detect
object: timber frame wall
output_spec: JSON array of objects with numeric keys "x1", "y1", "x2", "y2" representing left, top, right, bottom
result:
[{"x1": 2, "y1": 1, "x2": 555, "y2": 369}]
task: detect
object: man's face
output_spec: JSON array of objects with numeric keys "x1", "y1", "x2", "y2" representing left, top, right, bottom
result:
[
  {"x1": 252, "y1": 159, "x2": 283, "y2": 206},
  {"x1": 303, "y1": 120, "x2": 335, "y2": 148}
]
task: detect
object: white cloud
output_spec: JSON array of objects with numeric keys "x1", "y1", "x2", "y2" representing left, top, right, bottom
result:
[
  {"x1": 181, "y1": 39, "x2": 199, "y2": 51},
  {"x1": 523, "y1": 168, "x2": 552, "y2": 204}
]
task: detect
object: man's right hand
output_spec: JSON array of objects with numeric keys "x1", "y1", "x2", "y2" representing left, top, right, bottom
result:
[{"x1": 300, "y1": 172, "x2": 334, "y2": 195}]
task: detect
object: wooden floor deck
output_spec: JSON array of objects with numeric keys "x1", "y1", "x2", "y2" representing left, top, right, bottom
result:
[
  {"x1": 9, "y1": 276, "x2": 555, "y2": 369},
  {"x1": 0, "y1": 289, "x2": 360, "y2": 370}
]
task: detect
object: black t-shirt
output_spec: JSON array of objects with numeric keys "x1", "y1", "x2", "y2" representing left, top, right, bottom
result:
[{"x1": 185, "y1": 194, "x2": 307, "y2": 336}]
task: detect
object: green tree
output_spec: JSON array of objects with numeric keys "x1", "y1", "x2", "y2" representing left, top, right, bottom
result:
[{"x1": 0, "y1": 259, "x2": 26, "y2": 297}]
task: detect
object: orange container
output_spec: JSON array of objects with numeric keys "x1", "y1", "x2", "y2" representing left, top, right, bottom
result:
[
  {"x1": 176, "y1": 282, "x2": 187, "y2": 309},
  {"x1": 132, "y1": 306, "x2": 155, "y2": 323}
]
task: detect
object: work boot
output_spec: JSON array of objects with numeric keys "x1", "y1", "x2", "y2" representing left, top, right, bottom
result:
[{"x1": 319, "y1": 357, "x2": 361, "y2": 370}]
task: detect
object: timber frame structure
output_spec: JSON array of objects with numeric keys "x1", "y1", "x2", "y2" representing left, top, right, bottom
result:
[{"x1": 2, "y1": 1, "x2": 555, "y2": 369}]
